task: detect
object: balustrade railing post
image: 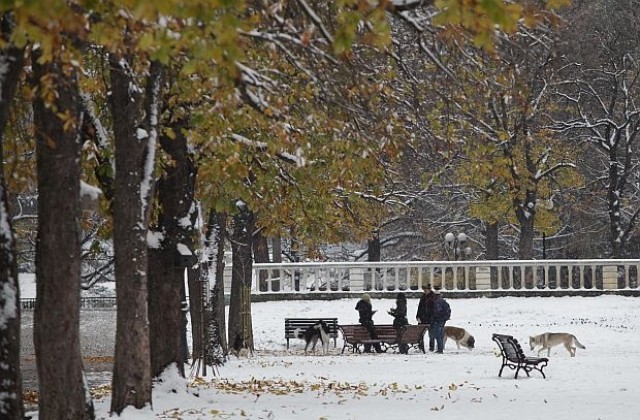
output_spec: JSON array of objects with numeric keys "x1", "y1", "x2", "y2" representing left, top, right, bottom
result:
[
  {"x1": 476, "y1": 266, "x2": 491, "y2": 290},
  {"x1": 603, "y1": 265, "x2": 618, "y2": 290}
]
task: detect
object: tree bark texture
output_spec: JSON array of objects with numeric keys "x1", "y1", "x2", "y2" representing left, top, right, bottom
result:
[
  {"x1": 32, "y1": 57, "x2": 94, "y2": 419},
  {"x1": 227, "y1": 205, "x2": 254, "y2": 351},
  {"x1": 516, "y1": 191, "x2": 536, "y2": 261},
  {"x1": 0, "y1": 18, "x2": 25, "y2": 419},
  {"x1": 187, "y1": 266, "x2": 203, "y2": 365},
  {"x1": 196, "y1": 210, "x2": 227, "y2": 365},
  {"x1": 109, "y1": 58, "x2": 163, "y2": 414},
  {"x1": 607, "y1": 152, "x2": 623, "y2": 258},
  {"x1": 484, "y1": 222, "x2": 500, "y2": 287},
  {"x1": 253, "y1": 228, "x2": 269, "y2": 291},
  {"x1": 212, "y1": 212, "x2": 228, "y2": 355},
  {"x1": 367, "y1": 231, "x2": 381, "y2": 262},
  {"x1": 148, "y1": 120, "x2": 196, "y2": 379},
  {"x1": 515, "y1": 190, "x2": 536, "y2": 288},
  {"x1": 485, "y1": 222, "x2": 499, "y2": 260}
]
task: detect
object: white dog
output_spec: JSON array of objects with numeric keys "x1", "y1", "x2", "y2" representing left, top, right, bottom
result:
[{"x1": 529, "y1": 332, "x2": 586, "y2": 357}]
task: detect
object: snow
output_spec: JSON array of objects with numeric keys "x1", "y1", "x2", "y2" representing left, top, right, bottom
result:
[
  {"x1": 80, "y1": 181, "x2": 103, "y2": 201},
  {"x1": 0, "y1": 279, "x2": 17, "y2": 329},
  {"x1": 23, "y1": 293, "x2": 640, "y2": 419},
  {"x1": 136, "y1": 128, "x2": 149, "y2": 139},
  {"x1": 138, "y1": 67, "x2": 161, "y2": 220},
  {"x1": 146, "y1": 230, "x2": 164, "y2": 249},
  {"x1": 177, "y1": 243, "x2": 192, "y2": 256}
]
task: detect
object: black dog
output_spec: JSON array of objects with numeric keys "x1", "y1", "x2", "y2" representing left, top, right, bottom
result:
[
  {"x1": 304, "y1": 320, "x2": 330, "y2": 355},
  {"x1": 231, "y1": 332, "x2": 250, "y2": 358}
]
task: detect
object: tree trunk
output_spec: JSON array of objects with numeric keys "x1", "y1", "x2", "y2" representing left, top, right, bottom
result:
[
  {"x1": 607, "y1": 152, "x2": 623, "y2": 258},
  {"x1": 32, "y1": 56, "x2": 94, "y2": 419},
  {"x1": 484, "y1": 222, "x2": 500, "y2": 287},
  {"x1": 367, "y1": 231, "x2": 381, "y2": 262},
  {"x1": 515, "y1": 190, "x2": 536, "y2": 289},
  {"x1": 148, "y1": 119, "x2": 196, "y2": 379},
  {"x1": 271, "y1": 235, "x2": 282, "y2": 287},
  {"x1": 109, "y1": 58, "x2": 163, "y2": 414},
  {"x1": 515, "y1": 190, "x2": 537, "y2": 260},
  {"x1": 253, "y1": 228, "x2": 270, "y2": 291},
  {"x1": 148, "y1": 242, "x2": 185, "y2": 377},
  {"x1": 0, "y1": 19, "x2": 25, "y2": 418},
  {"x1": 227, "y1": 204, "x2": 254, "y2": 351},
  {"x1": 485, "y1": 222, "x2": 499, "y2": 260},
  {"x1": 187, "y1": 266, "x2": 203, "y2": 365},
  {"x1": 272, "y1": 236, "x2": 282, "y2": 263},
  {"x1": 213, "y1": 212, "x2": 228, "y2": 354}
]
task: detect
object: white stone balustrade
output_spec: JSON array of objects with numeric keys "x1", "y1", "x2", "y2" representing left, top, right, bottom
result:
[{"x1": 249, "y1": 259, "x2": 640, "y2": 294}]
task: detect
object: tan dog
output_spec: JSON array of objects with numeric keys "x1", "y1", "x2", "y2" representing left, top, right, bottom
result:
[
  {"x1": 444, "y1": 326, "x2": 475, "y2": 350},
  {"x1": 529, "y1": 332, "x2": 586, "y2": 357}
]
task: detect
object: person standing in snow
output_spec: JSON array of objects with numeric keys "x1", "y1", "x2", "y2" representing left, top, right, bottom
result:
[
  {"x1": 430, "y1": 287, "x2": 451, "y2": 353},
  {"x1": 388, "y1": 292, "x2": 409, "y2": 354},
  {"x1": 355, "y1": 293, "x2": 383, "y2": 353},
  {"x1": 416, "y1": 284, "x2": 436, "y2": 351}
]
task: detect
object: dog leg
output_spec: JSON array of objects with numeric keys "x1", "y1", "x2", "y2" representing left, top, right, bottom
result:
[{"x1": 566, "y1": 342, "x2": 576, "y2": 357}]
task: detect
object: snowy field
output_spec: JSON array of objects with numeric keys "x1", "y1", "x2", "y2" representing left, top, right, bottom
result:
[{"x1": 19, "y1": 273, "x2": 640, "y2": 419}]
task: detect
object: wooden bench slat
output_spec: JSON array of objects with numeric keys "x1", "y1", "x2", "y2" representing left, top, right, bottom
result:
[
  {"x1": 339, "y1": 324, "x2": 428, "y2": 354},
  {"x1": 492, "y1": 333, "x2": 549, "y2": 379}
]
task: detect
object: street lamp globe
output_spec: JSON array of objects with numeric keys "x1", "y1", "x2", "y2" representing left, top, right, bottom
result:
[{"x1": 444, "y1": 232, "x2": 455, "y2": 245}]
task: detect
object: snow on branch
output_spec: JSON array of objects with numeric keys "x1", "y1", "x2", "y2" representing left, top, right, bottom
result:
[
  {"x1": 80, "y1": 92, "x2": 111, "y2": 150},
  {"x1": 230, "y1": 133, "x2": 306, "y2": 167},
  {"x1": 534, "y1": 162, "x2": 576, "y2": 181},
  {"x1": 80, "y1": 181, "x2": 103, "y2": 201},
  {"x1": 388, "y1": 0, "x2": 435, "y2": 12},
  {"x1": 242, "y1": 30, "x2": 319, "y2": 82},
  {"x1": 140, "y1": 62, "x2": 163, "y2": 220},
  {"x1": 296, "y1": 0, "x2": 334, "y2": 44}
]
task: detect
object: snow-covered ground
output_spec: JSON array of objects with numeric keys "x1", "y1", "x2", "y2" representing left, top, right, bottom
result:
[{"x1": 19, "y1": 273, "x2": 640, "y2": 419}]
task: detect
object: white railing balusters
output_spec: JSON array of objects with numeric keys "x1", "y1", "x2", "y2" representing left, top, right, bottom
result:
[{"x1": 249, "y1": 259, "x2": 640, "y2": 295}]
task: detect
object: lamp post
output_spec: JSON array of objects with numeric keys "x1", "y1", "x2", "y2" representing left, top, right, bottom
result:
[
  {"x1": 444, "y1": 231, "x2": 472, "y2": 290},
  {"x1": 444, "y1": 232, "x2": 472, "y2": 261}
]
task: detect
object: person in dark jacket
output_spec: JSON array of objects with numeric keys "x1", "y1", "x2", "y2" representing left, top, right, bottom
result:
[
  {"x1": 355, "y1": 293, "x2": 383, "y2": 353},
  {"x1": 430, "y1": 287, "x2": 451, "y2": 353},
  {"x1": 416, "y1": 284, "x2": 436, "y2": 351},
  {"x1": 388, "y1": 292, "x2": 409, "y2": 354}
]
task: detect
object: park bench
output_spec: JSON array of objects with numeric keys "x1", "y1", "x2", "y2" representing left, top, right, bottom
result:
[
  {"x1": 339, "y1": 324, "x2": 428, "y2": 354},
  {"x1": 492, "y1": 333, "x2": 549, "y2": 379},
  {"x1": 284, "y1": 318, "x2": 339, "y2": 349}
]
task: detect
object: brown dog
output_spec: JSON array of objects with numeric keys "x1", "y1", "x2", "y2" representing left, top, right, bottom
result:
[{"x1": 444, "y1": 326, "x2": 475, "y2": 350}]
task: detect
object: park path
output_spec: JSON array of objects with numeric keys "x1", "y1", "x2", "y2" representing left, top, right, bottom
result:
[{"x1": 20, "y1": 310, "x2": 116, "y2": 392}]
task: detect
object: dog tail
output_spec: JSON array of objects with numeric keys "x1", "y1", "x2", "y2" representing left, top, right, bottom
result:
[{"x1": 573, "y1": 335, "x2": 586, "y2": 349}]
